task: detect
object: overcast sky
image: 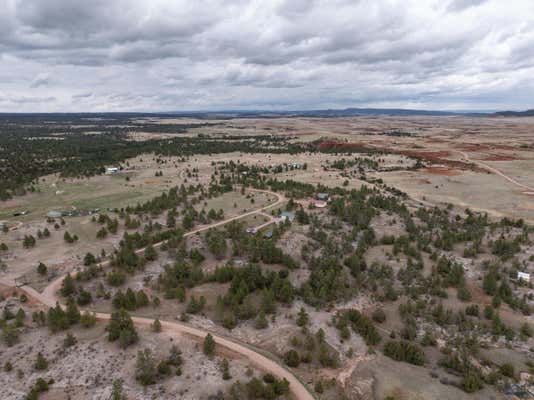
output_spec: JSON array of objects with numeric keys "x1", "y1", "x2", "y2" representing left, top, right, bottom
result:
[{"x1": 1, "y1": 0, "x2": 533, "y2": 112}]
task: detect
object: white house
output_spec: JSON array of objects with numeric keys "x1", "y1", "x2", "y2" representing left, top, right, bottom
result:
[
  {"x1": 280, "y1": 211, "x2": 295, "y2": 222},
  {"x1": 46, "y1": 210, "x2": 62, "y2": 219},
  {"x1": 518, "y1": 271, "x2": 530, "y2": 283}
]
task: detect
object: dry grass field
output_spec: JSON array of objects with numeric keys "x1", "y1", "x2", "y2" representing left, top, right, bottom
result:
[{"x1": 174, "y1": 115, "x2": 534, "y2": 222}]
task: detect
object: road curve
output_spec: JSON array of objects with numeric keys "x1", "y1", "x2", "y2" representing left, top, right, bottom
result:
[
  {"x1": 456, "y1": 150, "x2": 534, "y2": 192},
  {"x1": 2, "y1": 188, "x2": 315, "y2": 400},
  {"x1": 42, "y1": 188, "x2": 286, "y2": 299}
]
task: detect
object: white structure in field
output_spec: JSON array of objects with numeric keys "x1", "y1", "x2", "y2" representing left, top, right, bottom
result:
[
  {"x1": 280, "y1": 211, "x2": 295, "y2": 222},
  {"x1": 46, "y1": 210, "x2": 62, "y2": 219},
  {"x1": 518, "y1": 271, "x2": 530, "y2": 282}
]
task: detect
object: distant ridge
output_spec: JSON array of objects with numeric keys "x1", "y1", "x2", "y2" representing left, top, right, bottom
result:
[
  {"x1": 493, "y1": 109, "x2": 534, "y2": 117},
  {"x1": 163, "y1": 107, "x2": 486, "y2": 119},
  {"x1": 4, "y1": 107, "x2": 534, "y2": 119},
  {"x1": 264, "y1": 107, "x2": 464, "y2": 117}
]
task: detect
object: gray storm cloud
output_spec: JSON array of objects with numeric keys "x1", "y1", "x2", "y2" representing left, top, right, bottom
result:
[{"x1": 0, "y1": 0, "x2": 533, "y2": 112}]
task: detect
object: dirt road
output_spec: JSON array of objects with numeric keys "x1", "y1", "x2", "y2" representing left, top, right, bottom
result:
[
  {"x1": 43, "y1": 188, "x2": 285, "y2": 299},
  {"x1": 2, "y1": 188, "x2": 316, "y2": 400},
  {"x1": 457, "y1": 150, "x2": 534, "y2": 192}
]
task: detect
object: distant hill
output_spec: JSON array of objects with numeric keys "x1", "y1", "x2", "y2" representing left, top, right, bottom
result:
[
  {"x1": 8, "y1": 107, "x2": 534, "y2": 120},
  {"x1": 164, "y1": 107, "x2": 484, "y2": 118},
  {"x1": 493, "y1": 109, "x2": 534, "y2": 117},
  {"x1": 280, "y1": 107, "x2": 463, "y2": 117}
]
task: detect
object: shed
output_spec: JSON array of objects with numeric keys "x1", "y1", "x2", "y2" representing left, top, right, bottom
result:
[
  {"x1": 316, "y1": 193, "x2": 329, "y2": 201},
  {"x1": 106, "y1": 167, "x2": 119, "y2": 174},
  {"x1": 47, "y1": 210, "x2": 63, "y2": 219},
  {"x1": 280, "y1": 211, "x2": 295, "y2": 222},
  {"x1": 518, "y1": 271, "x2": 530, "y2": 282}
]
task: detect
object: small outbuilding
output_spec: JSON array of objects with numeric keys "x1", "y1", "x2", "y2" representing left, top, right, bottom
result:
[
  {"x1": 106, "y1": 167, "x2": 120, "y2": 174},
  {"x1": 280, "y1": 211, "x2": 295, "y2": 222},
  {"x1": 46, "y1": 210, "x2": 63, "y2": 219},
  {"x1": 518, "y1": 271, "x2": 530, "y2": 283},
  {"x1": 316, "y1": 193, "x2": 329, "y2": 201}
]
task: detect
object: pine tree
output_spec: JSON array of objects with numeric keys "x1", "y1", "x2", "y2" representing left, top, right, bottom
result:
[
  {"x1": 124, "y1": 288, "x2": 137, "y2": 310},
  {"x1": 144, "y1": 244, "x2": 158, "y2": 261},
  {"x1": 47, "y1": 303, "x2": 70, "y2": 332},
  {"x1": 136, "y1": 290, "x2": 149, "y2": 307},
  {"x1": 14, "y1": 308, "x2": 25, "y2": 327},
  {"x1": 66, "y1": 297, "x2": 81, "y2": 324},
  {"x1": 254, "y1": 311, "x2": 268, "y2": 329},
  {"x1": 2, "y1": 324, "x2": 19, "y2": 346},
  {"x1": 34, "y1": 352, "x2": 48, "y2": 370},
  {"x1": 111, "y1": 379, "x2": 127, "y2": 400},
  {"x1": 80, "y1": 311, "x2": 97, "y2": 328},
  {"x1": 203, "y1": 333, "x2": 215, "y2": 357},
  {"x1": 483, "y1": 271, "x2": 498, "y2": 295},
  {"x1": 83, "y1": 252, "x2": 97, "y2": 266},
  {"x1": 107, "y1": 309, "x2": 138, "y2": 348},
  {"x1": 135, "y1": 349, "x2": 157, "y2": 386},
  {"x1": 3, "y1": 361, "x2": 12, "y2": 372},
  {"x1": 221, "y1": 358, "x2": 231, "y2": 380},
  {"x1": 261, "y1": 289, "x2": 277, "y2": 314},
  {"x1": 151, "y1": 318, "x2": 162, "y2": 333},
  {"x1": 60, "y1": 274, "x2": 76, "y2": 297},
  {"x1": 37, "y1": 262, "x2": 47, "y2": 276},
  {"x1": 76, "y1": 289, "x2": 92, "y2": 306},
  {"x1": 63, "y1": 332, "x2": 77, "y2": 348},
  {"x1": 296, "y1": 307, "x2": 309, "y2": 327},
  {"x1": 168, "y1": 345, "x2": 182, "y2": 367}
]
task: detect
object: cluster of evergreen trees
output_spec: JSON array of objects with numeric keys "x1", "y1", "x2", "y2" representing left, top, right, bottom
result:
[{"x1": 0, "y1": 113, "x2": 307, "y2": 201}]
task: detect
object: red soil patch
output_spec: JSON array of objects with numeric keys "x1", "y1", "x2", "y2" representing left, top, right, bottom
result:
[
  {"x1": 456, "y1": 143, "x2": 491, "y2": 152},
  {"x1": 398, "y1": 150, "x2": 451, "y2": 161},
  {"x1": 396, "y1": 149, "x2": 487, "y2": 173},
  {"x1": 423, "y1": 166, "x2": 461, "y2": 176},
  {"x1": 317, "y1": 140, "x2": 367, "y2": 150},
  {"x1": 315, "y1": 140, "x2": 486, "y2": 172},
  {"x1": 488, "y1": 143, "x2": 517, "y2": 151},
  {"x1": 481, "y1": 153, "x2": 520, "y2": 161},
  {"x1": 457, "y1": 143, "x2": 517, "y2": 152},
  {"x1": 425, "y1": 138, "x2": 449, "y2": 143}
]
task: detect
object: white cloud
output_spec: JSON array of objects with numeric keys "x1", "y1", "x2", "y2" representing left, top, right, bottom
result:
[{"x1": 0, "y1": 0, "x2": 532, "y2": 111}]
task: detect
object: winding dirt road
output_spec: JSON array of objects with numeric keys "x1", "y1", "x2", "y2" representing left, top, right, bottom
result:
[
  {"x1": 1, "y1": 189, "x2": 316, "y2": 400},
  {"x1": 456, "y1": 150, "x2": 534, "y2": 192}
]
